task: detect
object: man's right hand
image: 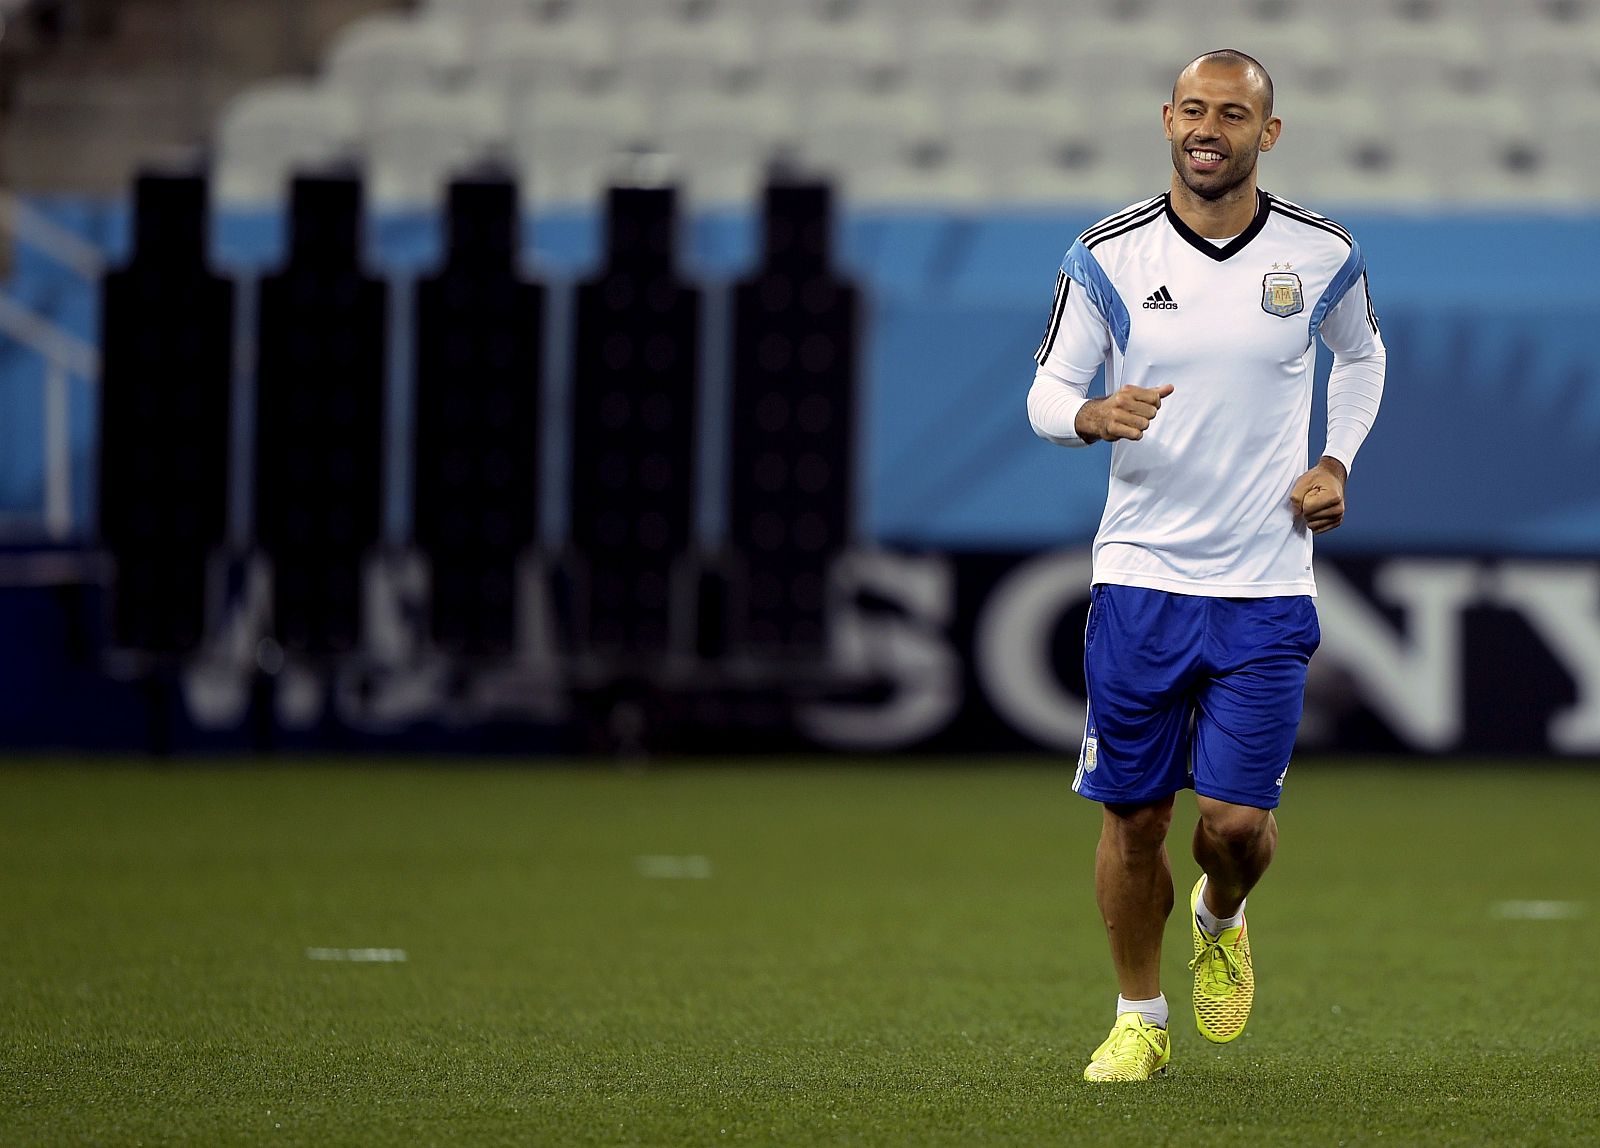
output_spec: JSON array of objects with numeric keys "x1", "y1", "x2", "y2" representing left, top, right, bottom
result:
[{"x1": 1075, "y1": 383, "x2": 1175, "y2": 443}]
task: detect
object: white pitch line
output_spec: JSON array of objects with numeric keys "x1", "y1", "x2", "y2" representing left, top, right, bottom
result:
[
  {"x1": 635, "y1": 855, "x2": 713, "y2": 879},
  {"x1": 305, "y1": 947, "x2": 410, "y2": 962},
  {"x1": 1489, "y1": 900, "x2": 1586, "y2": 921}
]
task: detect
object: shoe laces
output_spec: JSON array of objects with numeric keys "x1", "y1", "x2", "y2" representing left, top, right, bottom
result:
[
  {"x1": 1108, "y1": 1017, "x2": 1166, "y2": 1062},
  {"x1": 1189, "y1": 924, "x2": 1245, "y2": 990}
]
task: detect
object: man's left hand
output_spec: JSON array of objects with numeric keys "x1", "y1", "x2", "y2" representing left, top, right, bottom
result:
[{"x1": 1289, "y1": 457, "x2": 1348, "y2": 535}]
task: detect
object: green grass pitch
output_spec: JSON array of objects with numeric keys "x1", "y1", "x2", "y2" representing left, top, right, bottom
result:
[{"x1": 2, "y1": 758, "x2": 1598, "y2": 1146}]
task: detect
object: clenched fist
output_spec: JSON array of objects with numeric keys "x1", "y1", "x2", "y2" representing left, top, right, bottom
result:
[
  {"x1": 1289, "y1": 457, "x2": 1348, "y2": 535},
  {"x1": 1076, "y1": 383, "x2": 1176, "y2": 443}
]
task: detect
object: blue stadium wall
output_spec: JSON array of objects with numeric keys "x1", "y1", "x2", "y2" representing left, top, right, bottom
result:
[{"x1": 3, "y1": 194, "x2": 1599, "y2": 756}]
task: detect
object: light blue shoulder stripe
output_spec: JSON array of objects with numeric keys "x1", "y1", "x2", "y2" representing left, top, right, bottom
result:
[
  {"x1": 1061, "y1": 239, "x2": 1130, "y2": 354},
  {"x1": 1309, "y1": 241, "x2": 1365, "y2": 341}
]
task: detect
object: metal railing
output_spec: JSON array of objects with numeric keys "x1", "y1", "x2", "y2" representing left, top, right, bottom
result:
[{"x1": 0, "y1": 187, "x2": 102, "y2": 541}]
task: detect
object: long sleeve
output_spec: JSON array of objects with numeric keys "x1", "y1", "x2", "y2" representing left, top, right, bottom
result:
[
  {"x1": 1028, "y1": 269, "x2": 1110, "y2": 448},
  {"x1": 1324, "y1": 340, "x2": 1385, "y2": 472},
  {"x1": 1317, "y1": 272, "x2": 1386, "y2": 473},
  {"x1": 1028, "y1": 372, "x2": 1094, "y2": 446}
]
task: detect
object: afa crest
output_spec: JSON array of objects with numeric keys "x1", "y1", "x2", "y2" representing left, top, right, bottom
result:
[{"x1": 1262, "y1": 272, "x2": 1304, "y2": 317}]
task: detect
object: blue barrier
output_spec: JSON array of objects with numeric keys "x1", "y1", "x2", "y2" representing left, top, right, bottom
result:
[{"x1": 3, "y1": 195, "x2": 1598, "y2": 555}]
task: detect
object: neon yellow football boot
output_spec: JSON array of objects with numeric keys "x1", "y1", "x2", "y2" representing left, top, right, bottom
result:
[
  {"x1": 1083, "y1": 1012, "x2": 1171, "y2": 1082},
  {"x1": 1189, "y1": 875, "x2": 1254, "y2": 1042}
]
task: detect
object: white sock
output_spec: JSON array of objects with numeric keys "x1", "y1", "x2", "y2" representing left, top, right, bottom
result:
[
  {"x1": 1195, "y1": 875, "x2": 1245, "y2": 936},
  {"x1": 1117, "y1": 993, "x2": 1169, "y2": 1029}
]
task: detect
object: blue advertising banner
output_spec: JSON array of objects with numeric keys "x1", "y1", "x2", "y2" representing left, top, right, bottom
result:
[{"x1": 2, "y1": 548, "x2": 1596, "y2": 758}]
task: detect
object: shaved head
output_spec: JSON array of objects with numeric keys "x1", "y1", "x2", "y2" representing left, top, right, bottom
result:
[{"x1": 1174, "y1": 50, "x2": 1274, "y2": 120}]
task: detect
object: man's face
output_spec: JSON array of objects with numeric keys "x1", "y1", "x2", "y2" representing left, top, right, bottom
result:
[{"x1": 1163, "y1": 60, "x2": 1280, "y2": 201}]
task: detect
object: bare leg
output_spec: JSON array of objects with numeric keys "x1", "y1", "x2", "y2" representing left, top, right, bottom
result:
[
  {"x1": 1095, "y1": 795, "x2": 1177, "y2": 999},
  {"x1": 1191, "y1": 795, "x2": 1277, "y2": 918}
]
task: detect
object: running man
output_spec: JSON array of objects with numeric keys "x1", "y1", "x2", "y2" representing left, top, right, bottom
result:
[{"x1": 1027, "y1": 49, "x2": 1386, "y2": 1081}]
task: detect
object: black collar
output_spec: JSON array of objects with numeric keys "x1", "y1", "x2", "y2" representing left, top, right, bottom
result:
[{"x1": 1164, "y1": 189, "x2": 1270, "y2": 261}]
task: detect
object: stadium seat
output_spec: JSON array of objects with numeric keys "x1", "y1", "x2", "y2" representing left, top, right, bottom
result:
[
  {"x1": 1286, "y1": 146, "x2": 1439, "y2": 209},
  {"x1": 1343, "y1": 14, "x2": 1488, "y2": 97},
  {"x1": 323, "y1": 13, "x2": 471, "y2": 106},
  {"x1": 213, "y1": 81, "x2": 361, "y2": 207},
  {"x1": 758, "y1": 9, "x2": 902, "y2": 107},
  {"x1": 1202, "y1": 12, "x2": 1346, "y2": 83},
  {"x1": 1084, "y1": 94, "x2": 1180, "y2": 189},
  {"x1": 906, "y1": 10, "x2": 1053, "y2": 104},
  {"x1": 989, "y1": 155, "x2": 1147, "y2": 207},
  {"x1": 471, "y1": 13, "x2": 618, "y2": 101},
  {"x1": 944, "y1": 88, "x2": 1081, "y2": 180},
  {"x1": 747, "y1": 0, "x2": 897, "y2": 18},
  {"x1": 205, "y1": 0, "x2": 1600, "y2": 213},
  {"x1": 1460, "y1": 163, "x2": 1586, "y2": 207},
  {"x1": 794, "y1": 86, "x2": 943, "y2": 188},
  {"x1": 508, "y1": 86, "x2": 655, "y2": 206},
  {"x1": 363, "y1": 85, "x2": 509, "y2": 210},
  {"x1": 1497, "y1": 15, "x2": 1600, "y2": 117},
  {"x1": 654, "y1": 87, "x2": 798, "y2": 206},
  {"x1": 843, "y1": 154, "x2": 989, "y2": 207},
  {"x1": 1268, "y1": 88, "x2": 1388, "y2": 192},
  {"x1": 1390, "y1": 88, "x2": 1534, "y2": 198},
  {"x1": 422, "y1": 0, "x2": 536, "y2": 25},
  {"x1": 893, "y1": 0, "x2": 1027, "y2": 20},
  {"x1": 1047, "y1": 13, "x2": 1188, "y2": 101},
  {"x1": 1540, "y1": 99, "x2": 1600, "y2": 190},
  {"x1": 612, "y1": 9, "x2": 758, "y2": 100}
]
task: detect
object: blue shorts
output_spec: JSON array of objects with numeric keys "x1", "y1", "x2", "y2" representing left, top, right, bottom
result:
[{"x1": 1074, "y1": 584, "x2": 1320, "y2": 810}]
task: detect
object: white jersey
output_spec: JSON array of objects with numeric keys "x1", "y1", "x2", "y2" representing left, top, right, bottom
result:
[{"x1": 1030, "y1": 189, "x2": 1385, "y2": 598}]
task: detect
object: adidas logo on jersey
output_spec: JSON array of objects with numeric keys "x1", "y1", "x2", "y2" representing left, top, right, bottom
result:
[{"x1": 1142, "y1": 286, "x2": 1178, "y2": 309}]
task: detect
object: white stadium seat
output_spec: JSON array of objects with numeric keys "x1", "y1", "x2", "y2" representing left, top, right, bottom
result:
[
  {"x1": 509, "y1": 86, "x2": 655, "y2": 206},
  {"x1": 795, "y1": 86, "x2": 943, "y2": 187},
  {"x1": 944, "y1": 88, "x2": 1081, "y2": 177},
  {"x1": 422, "y1": 0, "x2": 537, "y2": 26},
  {"x1": 1496, "y1": 15, "x2": 1600, "y2": 118},
  {"x1": 1203, "y1": 12, "x2": 1347, "y2": 86},
  {"x1": 990, "y1": 155, "x2": 1150, "y2": 207},
  {"x1": 612, "y1": 10, "x2": 759, "y2": 100},
  {"x1": 907, "y1": 10, "x2": 1054, "y2": 105},
  {"x1": 1342, "y1": 15, "x2": 1489, "y2": 98},
  {"x1": 471, "y1": 14, "x2": 617, "y2": 100},
  {"x1": 759, "y1": 10, "x2": 902, "y2": 107},
  {"x1": 1389, "y1": 87, "x2": 1535, "y2": 199},
  {"x1": 323, "y1": 13, "x2": 471, "y2": 105},
  {"x1": 205, "y1": 0, "x2": 1600, "y2": 210},
  {"x1": 655, "y1": 87, "x2": 799, "y2": 205},
  {"x1": 1047, "y1": 13, "x2": 1189, "y2": 104},
  {"x1": 214, "y1": 81, "x2": 361, "y2": 207},
  {"x1": 362, "y1": 85, "x2": 509, "y2": 210},
  {"x1": 1268, "y1": 88, "x2": 1388, "y2": 196},
  {"x1": 1275, "y1": 153, "x2": 1439, "y2": 211},
  {"x1": 842, "y1": 154, "x2": 990, "y2": 208}
]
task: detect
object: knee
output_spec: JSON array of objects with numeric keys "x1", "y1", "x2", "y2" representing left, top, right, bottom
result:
[
  {"x1": 1197, "y1": 799, "x2": 1272, "y2": 855},
  {"x1": 1104, "y1": 798, "x2": 1174, "y2": 856}
]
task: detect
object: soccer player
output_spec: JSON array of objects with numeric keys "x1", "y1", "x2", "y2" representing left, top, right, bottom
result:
[{"x1": 1027, "y1": 50, "x2": 1386, "y2": 1082}]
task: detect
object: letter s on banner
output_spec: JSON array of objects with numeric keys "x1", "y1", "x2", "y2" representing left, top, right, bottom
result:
[
  {"x1": 974, "y1": 551, "x2": 1095, "y2": 751},
  {"x1": 796, "y1": 549, "x2": 962, "y2": 751}
]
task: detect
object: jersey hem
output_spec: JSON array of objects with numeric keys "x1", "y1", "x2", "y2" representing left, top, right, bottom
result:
[
  {"x1": 1073, "y1": 776, "x2": 1194, "y2": 805},
  {"x1": 1091, "y1": 570, "x2": 1318, "y2": 598}
]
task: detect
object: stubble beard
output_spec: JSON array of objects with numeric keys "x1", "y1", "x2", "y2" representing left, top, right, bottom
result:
[{"x1": 1170, "y1": 137, "x2": 1259, "y2": 202}]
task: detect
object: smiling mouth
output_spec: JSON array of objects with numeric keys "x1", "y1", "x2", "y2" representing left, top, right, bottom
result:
[{"x1": 1188, "y1": 149, "x2": 1226, "y2": 165}]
